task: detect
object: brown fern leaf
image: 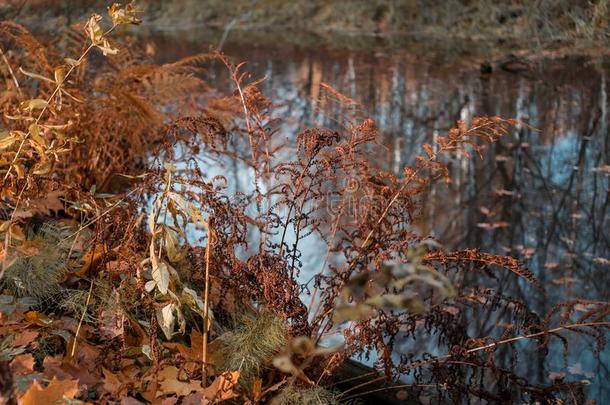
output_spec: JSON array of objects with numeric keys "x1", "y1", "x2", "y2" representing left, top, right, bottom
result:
[{"x1": 425, "y1": 248, "x2": 544, "y2": 290}]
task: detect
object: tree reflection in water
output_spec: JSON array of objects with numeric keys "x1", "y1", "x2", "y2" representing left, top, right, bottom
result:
[{"x1": 153, "y1": 33, "x2": 609, "y2": 400}]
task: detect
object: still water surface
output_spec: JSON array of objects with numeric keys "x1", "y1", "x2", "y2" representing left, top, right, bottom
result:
[{"x1": 151, "y1": 30, "x2": 610, "y2": 400}]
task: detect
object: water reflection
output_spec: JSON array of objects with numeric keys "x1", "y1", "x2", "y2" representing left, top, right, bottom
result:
[{"x1": 152, "y1": 31, "x2": 609, "y2": 400}]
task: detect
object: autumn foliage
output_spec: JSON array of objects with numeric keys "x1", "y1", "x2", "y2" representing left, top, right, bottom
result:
[{"x1": 0, "y1": 3, "x2": 608, "y2": 404}]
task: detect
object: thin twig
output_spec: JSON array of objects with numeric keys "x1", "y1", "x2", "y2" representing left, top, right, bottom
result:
[
  {"x1": 335, "y1": 321, "x2": 610, "y2": 400},
  {"x1": 0, "y1": 182, "x2": 27, "y2": 280},
  {"x1": 341, "y1": 383, "x2": 437, "y2": 401},
  {"x1": 0, "y1": 47, "x2": 22, "y2": 96},
  {"x1": 202, "y1": 222, "x2": 213, "y2": 384},
  {"x1": 71, "y1": 279, "x2": 94, "y2": 357}
]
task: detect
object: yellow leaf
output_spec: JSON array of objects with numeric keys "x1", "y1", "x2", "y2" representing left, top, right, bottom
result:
[
  {"x1": 24, "y1": 310, "x2": 53, "y2": 326},
  {"x1": 54, "y1": 67, "x2": 65, "y2": 84},
  {"x1": 12, "y1": 163, "x2": 25, "y2": 179},
  {"x1": 0, "y1": 132, "x2": 18, "y2": 150},
  {"x1": 20, "y1": 99, "x2": 49, "y2": 111},
  {"x1": 78, "y1": 243, "x2": 105, "y2": 275},
  {"x1": 97, "y1": 39, "x2": 118, "y2": 56},
  {"x1": 28, "y1": 124, "x2": 46, "y2": 147},
  {"x1": 19, "y1": 67, "x2": 55, "y2": 83},
  {"x1": 108, "y1": 2, "x2": 142, "y2": 26},
  {"x1": 84, "y1": 14, "x2": 104, "y2": 44}
]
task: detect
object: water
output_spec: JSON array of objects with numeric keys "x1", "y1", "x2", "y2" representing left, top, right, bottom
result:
[{"x1": 149, "y1": 30, "x2": 610, "y2": 401}]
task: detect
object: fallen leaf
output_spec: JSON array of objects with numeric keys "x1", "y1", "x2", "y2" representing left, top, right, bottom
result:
[
  {"x1": 158, "y1": 366, "x2": 203, "y2": 397},
  {"x1": 13, "y1": 191, "x2": 64, "y2": 219},
  {"x1": 103, "y1": 367, "x2": 125, "y2": 396},
  {"x1": 18, "y1": 377, "x2": 78, "y2": 405},
  {"x1": 78, "y1": 243, "x2": 106, "y2": 275},
  {"x1": 182, "y1": 392, "x2": 207, "y2": 405},
  {"x1": 201, "y1": 371, "x2": 240, "y2": 402},
  {"x1": 120, "y1": 397, "x2": 146, "y2": 405},
  {"x1": 166, "y1": 330, "x2": 223, "y2": 365},
  {"x1": 42, "y1": 356, "x2": 99, "y2": 386},
  {"x1": 24, "y1": 311, "x2": 53, "y2": 326},
  {"x1": 10, "y1": 354, "x2": 35, "y2": 376},
  {"x1": 99, "y1": 289, "x2": 124, "y2": 339},
  {"x1": 11, "y1": 330, "x2": 39, "y2": 348}
]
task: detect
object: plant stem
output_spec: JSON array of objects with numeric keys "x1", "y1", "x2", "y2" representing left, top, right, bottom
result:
[
  {"x1": 202, "y1": 222, "x2": 213, "y2": 384},
  {"x1": 71, "y1": 279, "x2": 95, "y2": 357}
]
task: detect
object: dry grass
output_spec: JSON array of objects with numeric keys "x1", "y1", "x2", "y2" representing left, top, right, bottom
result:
[
  {"x1": 271, "y1": 385, "x2": 339, "y2": 405},
  {"x1": 217, "y1": 311, "x2": 288, "y2": 384},
  {"x1": 1, "y1": 222, "x2": 75, "y2": 303}
]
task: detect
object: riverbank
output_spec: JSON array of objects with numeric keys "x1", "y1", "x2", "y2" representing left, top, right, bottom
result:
[{"x1": 2, "y1": 0, "x2": 608, "y2": 58}]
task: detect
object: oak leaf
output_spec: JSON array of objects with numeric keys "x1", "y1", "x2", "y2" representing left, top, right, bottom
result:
[
  {"x1": 42, "y1": 356, "x2": 99, "y2": 386},
  {"x1": 18, "y1": 377, "x2": 78, "y2": 405},
  {"x1": 158, "y1": 366, "x2": 203, "y2": 397},
  {"x1": 10, "y1": 329, "x2": 39, "y2": 348},
  {"x1": 201, "y1": 371, "x2": 240, "y2": 402},
  {"x1": 12, "y1": 191, "x2": 64, "y2": 219},
  {"x1": 10, "y1": 354, "x2": 35, "y2": 376}
]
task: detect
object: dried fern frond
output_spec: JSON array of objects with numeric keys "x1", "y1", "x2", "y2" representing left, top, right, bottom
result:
[{"x1": 425, "y1": 248, "x2": 544, "y2": 290}]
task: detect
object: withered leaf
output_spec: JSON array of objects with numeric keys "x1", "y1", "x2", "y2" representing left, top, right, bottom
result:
[{"x1": 18, "y1": 377, "x2": 78, "y2": 405}]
